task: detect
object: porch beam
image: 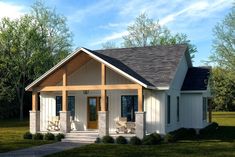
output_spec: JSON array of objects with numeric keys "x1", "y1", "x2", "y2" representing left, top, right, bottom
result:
[
  {"x1": 36, "y1": 84, "x2": 141, "y2": 92},
  {"x1": 138, "y1": 87, "x2": 143, "y2": 112},
  {"x1": 62, "y1": 67, "x2": 68, "y2": 111},
  {"x1": 32, "y1": 91, "x2": 38, "y2": 111}
]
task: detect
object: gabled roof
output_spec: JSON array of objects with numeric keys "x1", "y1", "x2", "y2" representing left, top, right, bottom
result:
[
  {"x1": 181, "y1": 67, "x2": 211, "y2": 91},
  {"x1": 26, "y1": 44, "x2": 189, "y2": 91}
]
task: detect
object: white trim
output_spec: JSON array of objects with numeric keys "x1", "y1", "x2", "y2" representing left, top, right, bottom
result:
[
  {"x1": 81, "y1": 48, "x2": 149, "y2": 88},
  {"x1": 25, "y1": 48, "x2": 82, "y2": 91},
  {"x1": 26, "y1": 47, "x2": 155, "y2": 91},
  {"x1": 181, "y1": 90, "x2": 207, "y2": 94},
  {"x1": 155, "y1": 86, "x2": 169, "y2": 90}
]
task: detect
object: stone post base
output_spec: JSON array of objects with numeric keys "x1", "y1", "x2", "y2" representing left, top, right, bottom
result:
[
  {"x1": 30, "y1": 111, "x2": 40, "y2": 134},
  {"x1": 60, "y1": 111, "x2": 71, "y2": 133},
  {"x1": 135, "y1": 112, "x2": 146, "y2": 139},
  {"x1": 98, "y1": 111, "x2": 109, "y2": 137}
]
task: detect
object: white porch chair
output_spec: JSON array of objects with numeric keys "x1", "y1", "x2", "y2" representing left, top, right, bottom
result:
[
  {"x1": 115, "y1": 117, "x2": 128, "y2": 134},
  {"x1": 47, "y1": 116, "x2": 60, "y2": 131}
]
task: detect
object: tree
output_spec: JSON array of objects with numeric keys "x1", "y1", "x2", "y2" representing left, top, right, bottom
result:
[
  {"x1": 210, "y1": 68, "x2": 235, "y2": 111},
  {"x1": 102, "y1": 41, "x2": 118, "y2": 49},
  {"x1": 0, "y1": 1, "x2": 72, "y2": 120},
  {"x1": 209, "y1": 5, "x2": 235, "y2": 71},
  {"x1": 122, "y1": 13, "x2": 197, "y2": 59}
]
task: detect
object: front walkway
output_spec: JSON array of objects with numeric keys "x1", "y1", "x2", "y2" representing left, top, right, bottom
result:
[{"x1": 0, "y1": 142, "x2": 87, "y2": 157}]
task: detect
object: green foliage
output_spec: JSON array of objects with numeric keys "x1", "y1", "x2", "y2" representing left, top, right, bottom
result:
[
  {"x1": 23, "y1": 132, "x2": 32, "y2": 139},
  {"x1": 210, "y1": 68, "x2": 235, "y2": 111},
  {"x1": 122, "y1": 13, "x2": 197, "y2": 59},
  {"x1": 129, "y1": 136, "x2": 142, "y2": 145},
  {"x1": 0, "y1": 1, "x2": 72, "y2": 120},
  {"x1": 199, "y1": 122, "x2": 219, "y2": 135},
  {"x1": 169, "y1": 128, "x2": 196, "y2": 140},
  {"x1": 101, "y1": 136, "x2": 114, "y2": 144},
  {"x1": 95, "y1": 137, "x2": 101, "y2": 143},
  {"x1": 44, "y1": 132, "x2": 55, "y2": 140},
  {"x1": 209, "y1": 5, "x2": 235, "y2": 71},
  {"x1": 115, "y1": 136, "x2": 127, "y2": 144},
  {"x1": 142, "y1": 133, "x2": 162, "y2": 145},
  {"x1": 33, "y1": 133, "x2": 44, "y2": 140},
  {"x1": 55, "y1": 133, "x2": 65, "y2": 141},
  {"x1": 164, "y1": 133, "x2": 175, "y2": 143}
]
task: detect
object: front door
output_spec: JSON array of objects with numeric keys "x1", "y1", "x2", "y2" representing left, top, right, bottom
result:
[{"x1": 87, "y1": 97, "x2": 100, "y2": 129}]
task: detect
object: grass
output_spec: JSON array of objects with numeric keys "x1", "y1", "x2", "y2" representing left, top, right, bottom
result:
[
  {"x1": 0, "y1": 119, "x2": 54, "y2": 153},
  {"x1": 46, "y1": 112, "x2": 235, "y2": 157}
]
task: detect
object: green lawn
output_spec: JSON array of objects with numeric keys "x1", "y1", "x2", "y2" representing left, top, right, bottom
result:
[
  {"x1": 0, "y1": 119, "x2": 53, "y2": 153},
  {"x1": 46, "y1": 112, "x2": 235, "y2": 157}
]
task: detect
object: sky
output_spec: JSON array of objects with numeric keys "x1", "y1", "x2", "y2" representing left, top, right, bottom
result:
[{"x1": 0, "y1": 0, "x2": 233, "y2": 66}]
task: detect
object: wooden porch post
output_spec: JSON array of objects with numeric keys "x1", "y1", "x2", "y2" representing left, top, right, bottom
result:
[
  {"x1": 101, "y1": 63, "x2": 107, "y2": 111},
  {"x1": 62, "y1": 67, "x2": 68, "y2": 111},
  {"x1": 32, "y1": 91, "x2": 38, "y2": 111},
  {"x1": 138, "y1": 86, "x2": 143, "y2": 112},
  {"x1": 99, "y1": 63, "x2": 109, "y2": 137}
]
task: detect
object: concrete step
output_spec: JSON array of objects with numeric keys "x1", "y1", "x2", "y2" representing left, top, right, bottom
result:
[{"x1": 62, "y1": 139, "x2": 95, "y2": 143}]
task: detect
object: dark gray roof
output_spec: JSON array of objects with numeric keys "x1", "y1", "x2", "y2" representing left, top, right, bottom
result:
[
  {"x1": 181, "y1": 67, "x2": 211, "y2": 91},
  {"x1": 85, "y1": 44, "x2": 188, "y2": 88}
]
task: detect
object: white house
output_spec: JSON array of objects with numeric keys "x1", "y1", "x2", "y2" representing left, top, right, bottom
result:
[{"x1": 26, "y1": 45, "x2": 211, "y2": 139}]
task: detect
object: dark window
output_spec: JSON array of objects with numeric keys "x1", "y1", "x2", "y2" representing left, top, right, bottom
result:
[
  {"x1": 121, "y1": 95, "x2": 138, "y2": 122},
  {"x1": 177, "y1": 96, "x2": 180, "y2": 122},
  {"x1": 203, "y1": 97, "x2": 207, "y2": 120},
  {"x1": 167, "y1": 95, "x2": 171, "y2": 124},
  {"x1": 56, "y1": 96, "x2": 75, "y2": 117}
]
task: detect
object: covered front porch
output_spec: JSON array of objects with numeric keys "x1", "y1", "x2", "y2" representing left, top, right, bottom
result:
[{"x1": 29, "y1": 49, "x2": 146, "y2": 138}]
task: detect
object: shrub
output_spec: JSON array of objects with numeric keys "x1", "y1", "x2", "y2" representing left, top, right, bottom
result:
[
  {"x1": 169, "y1": 128, "x2": 197, "y2": 140},
  {"x1": 150, "y1": 133, "x2": 162, "y2": 143},
  {"x1": 129, "y1": 136, "x2": 142, "y2": 145},
  {"x1": 102, "y1": 135, "x2": 114, "y2": 144},
  {"x1": 33, "y1": 133, "x2": 43, "y2": 140},
  {"x1": 199, "y1": 122, "x2": 219, "y2": 135},
  {"x1": 44, "y1": 132, "x2": 55, "y2": 140},
  {"x1": 23, "y1": 132, "x2": 32, "y2": 139},
  {"x1": 116, "y1": 136, "x2": 127, "y2": 144},
  {"x1": 55, "y1": 133, "x2": 65, "y2": 141},
  {"x1": 164, "y1": 134, "x2": 175, "y2": 143},
  {"x1": 142, "y1": 135, "x2": 156, "y2": 145},
  {"x1": 95, "y1": 137, "x2": 101, "y2": 143}
]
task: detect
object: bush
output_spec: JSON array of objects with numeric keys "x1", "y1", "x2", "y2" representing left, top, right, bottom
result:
[
  {"x1": 142, "y1": 135, "x2": 156, "y2": 145},
  {"x1": 33, "y1": 133, "x2": 43, "y2": 140},
  {"x1": 23, "y1": 132, "x2": 32, "y2": 139},
  {"x1": 102, "y1": 135, "x2": 114, "y2": 144},
  {"x1": 169, "y1": 128, "x2": 197, "y2": 140},
  {"x1": 129, "y1": 136, "x2": 142, "y2": 145},
  {"x1": 116, "y1": 136, "x2": 127, "y2": 144},
  {"x1": 164, "y1": 134, "x2": 175, "y2": 143},
  {"x1": 150, "y1": 133, "x2": 162, "y2": 143},
  {"x1": 55, "y1": 133, "x2": 65, "y2": 141},
  {"x1": 44, "y1": 132, "x2": 55, "y2": 140},
  {"x1": 95, "y1": 137, "x2": 101, "y2": 143},
  {"x1": 199, "y1": 122, "x2": 219, "y2": 135}
]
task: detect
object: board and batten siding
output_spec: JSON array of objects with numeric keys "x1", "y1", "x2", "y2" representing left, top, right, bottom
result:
[
  {"x1": 144, "y1": 89, "x2": 166, "y2": 134},
  {"x1": 181, "y1": 93, "x2": 208, "y2": 128},
  {"x1": 165, "y1": 55, "x2": 189, "y2": 133}
]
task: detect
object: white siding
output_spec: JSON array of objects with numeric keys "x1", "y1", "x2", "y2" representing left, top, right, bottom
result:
[
  {"x1": 181, "y1": 93, "x2": 208, "y2": 128},
  {"x1": 144, "y1": 90, "x2": 166, "y2": 134},
  {"x1": 165, "y1": 55, "x2": 188, "y2": 133}
]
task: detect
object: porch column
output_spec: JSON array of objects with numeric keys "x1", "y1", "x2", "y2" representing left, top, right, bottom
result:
[
  {"x1": 30, "y1": 91, "x2": 40, "y2": 133},
  {"x1": 98, "y1": 63, "x2": 109, "y2": 137},
  {"x1": 60, "y1": 66, "x2": 71, "y2": 133},
  {"x1": 135, "y1": 86, "x2": 146, "y2": 139}
]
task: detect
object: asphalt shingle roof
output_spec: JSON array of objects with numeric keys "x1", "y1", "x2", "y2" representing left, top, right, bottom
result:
[
  {"x1": 86, "y1": 44, "x2": 188, "y2": 88},
  {"x1": 181, "y1": 67, "x2": 211, "y2": 91}
]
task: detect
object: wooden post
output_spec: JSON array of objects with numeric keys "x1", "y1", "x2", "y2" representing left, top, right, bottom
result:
[
  {"x1": 62, "y1": 67, "x2": 68, "y2": 112},
  {"x1": 138, "y1": 87, "x2": 143, "y2": 112},
  {"x1": 32, "y1": 91, "x2": 38, "y2": 111},
  {"x1": 101, "y1": 63, "x2": 107, "y2": 111}
]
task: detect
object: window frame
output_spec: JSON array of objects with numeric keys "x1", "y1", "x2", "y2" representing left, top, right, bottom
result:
[
  {"x1": 56, "y1": 96, "x2": 75, "y2": 117},
  {"x1": 167, "y1": 95, "x2": 171, "y2": 124},
  {"x1": 177, "y1": 96, "x2": 180, "y2": 122},
  {"x1": 202, "y1": 97, "x2": 207, "y2": 120},
  {"x1": 121, "y1": 95, "x2": 138, "y2": 122}
]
